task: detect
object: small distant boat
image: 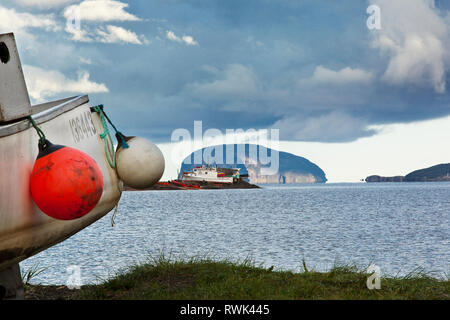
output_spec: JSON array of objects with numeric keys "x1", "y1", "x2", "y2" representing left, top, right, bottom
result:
[
  {"x1": 181, "y1": 165, "x2": 242, "y2": 184},
  {"x1": 170, "y1": 180, "x2": 200, "y2": 189}
]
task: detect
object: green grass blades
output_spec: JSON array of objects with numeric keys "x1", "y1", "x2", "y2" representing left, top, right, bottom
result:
[{"x1": 27, "y1": 256, "x2": 448, "y2": 300}]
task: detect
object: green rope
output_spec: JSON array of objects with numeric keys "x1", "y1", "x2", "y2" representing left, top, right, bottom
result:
[
  {"x1": 93, "y1": 105, "x2": 116, "y2": 169},
  {"x1": 28, "y1": 116, "x2": 47, "y2": 147},
  {"x1": 94, "y1": 105, "x2": 129, "y2": 149}
]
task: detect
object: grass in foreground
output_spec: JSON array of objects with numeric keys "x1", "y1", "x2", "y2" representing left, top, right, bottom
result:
[{"x1": 25, "y1": 256, "x2": 449, "y2": 300}]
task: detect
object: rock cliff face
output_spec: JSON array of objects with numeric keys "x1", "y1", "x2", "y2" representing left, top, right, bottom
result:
[
  {"x1": 246, "y1": 167, "x2": 319, "y2": 184},
  {"x1": 365, "y1": 163, "x2": 450, "y2": 182},
  {"x1": 179, "y1": 144, "x2": 327, "y2": 184}
]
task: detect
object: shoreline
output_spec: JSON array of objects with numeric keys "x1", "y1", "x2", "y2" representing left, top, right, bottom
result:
[
  {"x1": 23, "y1": 257, "x2": 450, "y2": 300},
  {"x1": 124, "y1": 180, "x2": 260, "y2": 191}
]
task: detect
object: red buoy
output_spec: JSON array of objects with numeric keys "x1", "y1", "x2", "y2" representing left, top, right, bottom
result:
[{"x1": 30, "y1": 140, "x2": 104, "y2": 220}]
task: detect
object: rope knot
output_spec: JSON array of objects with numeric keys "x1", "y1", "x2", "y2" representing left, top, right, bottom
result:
[{"x1": 92, "y1": 104, "x2": 130, "y2": 168}]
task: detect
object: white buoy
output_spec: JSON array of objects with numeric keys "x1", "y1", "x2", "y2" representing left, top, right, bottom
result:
[{"x1": 115, "y1": 136, "x2": 165, "y2": 189}]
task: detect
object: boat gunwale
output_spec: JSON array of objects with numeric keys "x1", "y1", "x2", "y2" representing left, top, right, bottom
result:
[{"x1": 0, "y1": 95, "x2": 89, "y2": 138}]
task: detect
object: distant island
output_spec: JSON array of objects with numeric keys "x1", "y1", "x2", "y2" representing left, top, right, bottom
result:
[
  {"x1": 179, "y1": 144, "x2": 327, "y2": 184},
  {"x1": 366, "y1": 163, "x2": 450, "y2": 182},
  {"x1": 365, "y1": 176, "x2": 405, "y2": 182}
]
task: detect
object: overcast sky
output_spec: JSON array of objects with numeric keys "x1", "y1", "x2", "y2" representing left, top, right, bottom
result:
[{"x1": 1, "y1": 0, "x2": 449, "y2": 181}]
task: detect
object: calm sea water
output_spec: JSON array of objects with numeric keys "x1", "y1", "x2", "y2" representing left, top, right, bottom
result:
[{"x1": 21, "y1": 183, "x2": 449, "y2": 285}]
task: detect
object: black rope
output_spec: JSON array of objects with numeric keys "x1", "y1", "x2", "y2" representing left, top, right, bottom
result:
[{"x1": 28, "y1": 116, "x2": 47, "y2": 147}]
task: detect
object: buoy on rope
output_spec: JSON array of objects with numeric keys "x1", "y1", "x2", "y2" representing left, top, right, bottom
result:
[
  {"x1": 30, "y1": 139, "x2": 104, "y2": 220},
  {"x1": 91, "y1": 105, "x2": 165, "y2": 189},
  {"x1": 115, "y1": 134, "x2": 165, "y2": 189}
]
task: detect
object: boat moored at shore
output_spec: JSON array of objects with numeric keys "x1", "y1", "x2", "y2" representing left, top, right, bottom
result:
[
  {"x1": 181, "y1": 166, "x2": 242, "y2": 184},
  {"x1": 0, "y1": 33, "x2": 164, "y2": 299}
]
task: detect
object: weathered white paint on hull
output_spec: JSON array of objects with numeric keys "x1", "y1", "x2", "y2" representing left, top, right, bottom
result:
[{"x1": 0, "y1": 98, "x2": 122, "y2": 271}]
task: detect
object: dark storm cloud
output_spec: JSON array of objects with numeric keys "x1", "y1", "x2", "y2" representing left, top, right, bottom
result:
[{"x1": 2, "y1": 0, "x2": 450, "y2": 142}]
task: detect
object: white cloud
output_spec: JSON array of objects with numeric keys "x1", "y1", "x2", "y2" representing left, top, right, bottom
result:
[
  {"x1": 166, "y1": 31, "x2": 179, "y2": 42},
  {"x1": 0, "y1": 6, "x2": 59, "y2": 35},
  {"x1": 14, "y1": 0, "x2": 78, "y2": 9},
  {"x1": 305, "y1": 66, "x2": 374, "y2": 85},
  {"x1": 382, "y1": 34, "x2": 446, "y2": 93},
  {"x1": 65, "y1": 25, "x2": 94, "y2": 42},
  {"x1": 62, "y1": 1, "x2": 146, "y2": 44},
  {"x1": 63, "y1": 0, "x2": 141, "y2": 22},
  {"x1": 181, "y1": 35, "x2": 198, "y2": 46},
  {"x1": 369, "y1": 0, "x2": 449, "y2": 93},
  {"x1": 166, "y1": 30, "x2": 198, "y2": 46},
  {"x1": 97, "y1": 25, "x2": 146, "y2": 44},
  {"x1": 65, "y1": 24, "x2": 147, "y2": 44},
  {"x1": 23, "y1": 65, "x2": 109, "y2": 103}
]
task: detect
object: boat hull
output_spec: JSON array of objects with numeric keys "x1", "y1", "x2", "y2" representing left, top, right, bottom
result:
[
  {"x1": 181, "y1": 176, "x2": 234, "y2": 184},
  {"x1": 0, "y1": 96, "x2": 122, "y2": 271}
]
